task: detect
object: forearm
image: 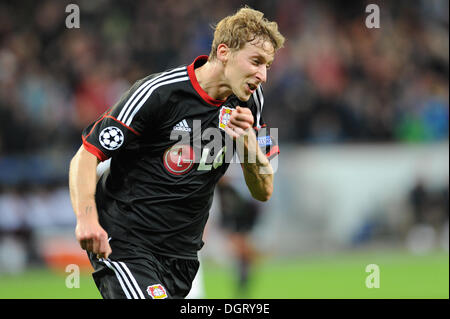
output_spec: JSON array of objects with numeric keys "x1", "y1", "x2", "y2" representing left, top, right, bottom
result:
[
  {"x1": 237, "y1": 129, "x2": 274, "y2": 201},
  {"x1": 69, "y1": 146, "x2": 100, "y2": 220}
]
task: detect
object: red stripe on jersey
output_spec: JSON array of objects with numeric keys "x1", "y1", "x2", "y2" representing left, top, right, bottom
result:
[
  {"x1": 266, "y1": 145, "x2": 280, "y2": 160},
  {"x1": 83, "y1": 111, "x2": 111, "y2": 140},
  {"x1": 82, "y1": 138, "x2": 108, "y2": 162},
  {"x1": 187, "y1": 56, "x2": 226, "y2": 107},
  {"x1": 105, "y1": 115, "x2": 141, "y2": 136}
]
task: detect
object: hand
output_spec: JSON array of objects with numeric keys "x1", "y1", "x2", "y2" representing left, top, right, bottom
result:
[
  {"x1": 75, "y1": 217, "x2": 112, "y2": 259},
  {"x1": 224, "y1": 106, "x2": 254, "y2": 139}
]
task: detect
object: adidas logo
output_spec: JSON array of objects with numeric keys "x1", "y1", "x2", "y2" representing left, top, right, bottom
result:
[{"x1": 173, "y1": 119, "x2": 191, "y2": 132}]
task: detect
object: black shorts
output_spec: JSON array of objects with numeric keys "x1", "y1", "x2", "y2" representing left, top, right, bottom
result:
[{"x1": 87, "y1": 250, "x2": 199, "y2": 299}]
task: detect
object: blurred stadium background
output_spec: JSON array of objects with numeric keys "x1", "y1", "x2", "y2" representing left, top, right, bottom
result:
[{"x1": 0, "y1": 0, "x2": 448, "y2": 299}]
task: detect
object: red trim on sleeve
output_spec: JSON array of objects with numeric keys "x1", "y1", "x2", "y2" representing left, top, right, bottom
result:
[
  {"x1": 84, "y1": 111, "x2": 140, "y2": 139},
  {"x1": 84, "y1": 111, "x2": 110, "y2": 140},
  {"x1": 266, "y1": 145, "x2": 280, "y2": 160},
  {"x1": 187, "y1": 56, "x2": 226, "y2": 107},
  {"x1": 81, "y1": 111, "x2": 140, "y2": 163},
  {"x1": 105, "y1": 115, "x2": 141, "y2": 136},
  {"x1": 82, "y1": 138, "x2": 108, "y2": 162}
]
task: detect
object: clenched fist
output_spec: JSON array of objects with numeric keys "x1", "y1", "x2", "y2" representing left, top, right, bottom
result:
[
  {"x1": 75, "y1": 209, "x2": 112, "y2": 259},
  {"x1": 224, "y1": 106, "x2": 254, "y2": 139}
]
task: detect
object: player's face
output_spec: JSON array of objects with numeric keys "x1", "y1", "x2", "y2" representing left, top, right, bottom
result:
[{"x1": 225, "y1": 39, "x2": 274, "y2": 101}]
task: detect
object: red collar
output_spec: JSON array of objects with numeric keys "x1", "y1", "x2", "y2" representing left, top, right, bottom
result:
[{"x1": 187, "y1": 55, "x2": 226, "y2": 107}]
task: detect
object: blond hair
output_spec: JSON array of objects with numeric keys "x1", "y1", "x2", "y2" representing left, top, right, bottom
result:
[{"x1": 209, "y1": 6, "x2": 285, "y2": 60}]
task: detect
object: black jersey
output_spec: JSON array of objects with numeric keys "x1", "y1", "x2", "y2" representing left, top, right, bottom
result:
[{"x1": 82, "y1": 56, "x2": 279, "y2": 259}]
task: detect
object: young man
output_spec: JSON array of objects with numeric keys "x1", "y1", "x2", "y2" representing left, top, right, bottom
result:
[{"x1": 69, "y1": 7, "x2": 285, "y2": 299}]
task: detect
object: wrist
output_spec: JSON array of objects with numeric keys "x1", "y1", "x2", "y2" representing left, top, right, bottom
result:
[{"x1": 76, "y1": 203, "x2": 98, "y2": 220}]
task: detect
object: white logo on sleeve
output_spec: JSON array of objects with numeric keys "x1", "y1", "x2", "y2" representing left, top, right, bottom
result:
[{"x1": 99, "y1": 126, "x2": 124, "y2": 150}]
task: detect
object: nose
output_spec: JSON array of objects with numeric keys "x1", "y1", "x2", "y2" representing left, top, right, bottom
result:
[{"x1": 256, "y1": 65, "x2": 267, "y2": 83}]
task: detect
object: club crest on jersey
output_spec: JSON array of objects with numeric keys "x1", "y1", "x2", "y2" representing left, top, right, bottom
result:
[
  {"x1": 163, "y1": 144, "x2": 195, "y2": 175},
  {"x1": 218, "y1": 106, "x2": 234, "y2": 131},
  {"x1": 147, "y1": 284, "x2": 168, "y2": 299},
  {"x1": 99, "y1": 126, "x2": 124, "y2": 150}
]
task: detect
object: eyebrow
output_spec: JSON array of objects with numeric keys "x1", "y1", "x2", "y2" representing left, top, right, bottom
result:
[{"x1": 252, "y1": 54, "x2": 274, "y2": 66}]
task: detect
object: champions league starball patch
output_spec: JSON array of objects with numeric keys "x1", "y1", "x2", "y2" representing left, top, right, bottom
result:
[
  {"x1": 147, "y1": 284, "x2": 168, "y2": 299},
  {"x1": 99, "y1": 126, "x2": 124, "y2": 150},
  {"x1": 218, "y1": 106, "x2": 234, "y2": 131}
]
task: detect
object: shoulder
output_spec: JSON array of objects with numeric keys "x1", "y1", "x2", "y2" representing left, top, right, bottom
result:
[{"x1": 134, "y1": 65, "x2": 190, "y2": 100}]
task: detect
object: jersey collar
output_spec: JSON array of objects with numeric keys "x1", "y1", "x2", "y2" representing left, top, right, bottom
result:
[{"x1": 187, "y1": 55, "x2": 226, "y2": 107}]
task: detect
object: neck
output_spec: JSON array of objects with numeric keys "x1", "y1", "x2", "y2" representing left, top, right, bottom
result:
[{"x1": 194, "y1": 59, "x2": 232, "y2": 101}]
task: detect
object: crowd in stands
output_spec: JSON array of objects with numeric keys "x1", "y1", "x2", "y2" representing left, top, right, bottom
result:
[{"x1": 0, "y1": 0, "x2": 447, "y2": 157}]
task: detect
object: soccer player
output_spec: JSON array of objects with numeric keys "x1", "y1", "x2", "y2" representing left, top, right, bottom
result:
[{"x1": 69, "y1": 7, "x2": 285, "y2": 299}]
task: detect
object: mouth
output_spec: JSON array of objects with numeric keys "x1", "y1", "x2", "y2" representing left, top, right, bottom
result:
[{"x1": 246, "y1": 83, "x2": 258, "y2": 94}]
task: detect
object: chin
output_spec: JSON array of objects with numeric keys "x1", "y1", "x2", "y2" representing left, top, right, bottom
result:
[
  {"x1": 235, "y1": 92, "x2": 251, "y2": 102},
  {"x1": 232, "y1": 86, "x2": 252, "y2": 102}
]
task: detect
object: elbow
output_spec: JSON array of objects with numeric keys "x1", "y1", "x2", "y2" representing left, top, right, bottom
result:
[
  {"x1": 252, "y1": 186, "x2": 273, "y2": 202},
  {"x1": 256, "y1": 195, "x2": 271, "y2": 202}
]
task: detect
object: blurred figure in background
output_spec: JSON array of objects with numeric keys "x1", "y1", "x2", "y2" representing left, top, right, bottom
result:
[
  {"x1": 0, "y1": 183, "x2": 37, "y2": 273},
  {"x1": 406, "y1": 178, "x2": 449, "y2": 254},
  {"x1": 216, "y1": 176, "x2": 261, "y2": 298}
]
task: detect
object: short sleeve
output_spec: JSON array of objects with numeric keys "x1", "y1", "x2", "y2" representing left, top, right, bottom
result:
[{"x1": 82, "y1": 76, "x2": 162, "y2": 161}]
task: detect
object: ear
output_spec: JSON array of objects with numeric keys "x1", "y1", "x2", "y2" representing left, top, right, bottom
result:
[{"x1": 216, "y1": 44, "x2": 230, "y2": 65}]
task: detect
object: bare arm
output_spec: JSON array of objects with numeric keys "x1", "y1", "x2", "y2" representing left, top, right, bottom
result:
[
  {"x1": 225, "y1": 106, "x2": 273, "y2": 202},
  {"x1": 238, "y1": 128, "x2": 273, "y2": 201},
  {"x1": 69, "y1": 145, "x2": 112, "y2": 259}
]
